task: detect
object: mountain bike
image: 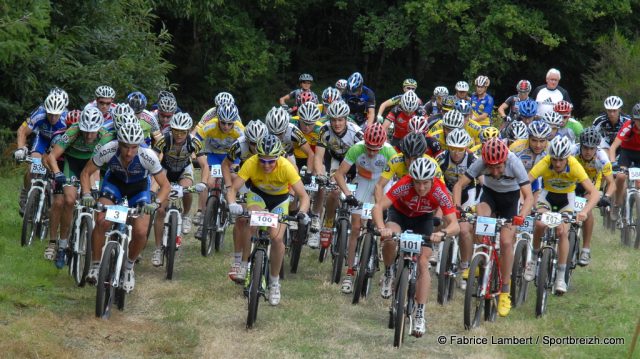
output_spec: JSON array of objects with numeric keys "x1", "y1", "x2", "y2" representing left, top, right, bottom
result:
[
  {"x1": 326, "y1": 181, "x2": 358, "y2": 284},
  {"x1": 620, "y1": 167, "x2": 640, "y2": 248},
  {"x1": 199, "y1": 165, "x2": 229, "y2": 256},
  {"x1": 510, "y1": 216, "x2": 535, "y2": 308},
  {"x1": 68, "y1": 201, "x2": 95, "y2": 287},
  {"x1": 20, "y1": 156, "x2": 52, "y2": 247},
  {"x1": 565, "y1": 198, "x2": 585, "y2": 287},
  {"x1": 352, "y1": 215, "x2": 378, "y2": 305}
]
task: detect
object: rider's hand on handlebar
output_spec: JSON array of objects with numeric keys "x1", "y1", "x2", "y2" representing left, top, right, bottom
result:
[
  {"x1": 302, "y1": 172, "x2": 313, "y2": 185},
  {"x1": 430, "y1": 231, "x2": 445, "y2": 243},
  {"x1": 229, "y1": 202, "x2": 243, "y2": 215},
  {"x1": 296, "y1": 211, "x2": 310, "y2": 226},
  {"x1": 143, "y1": 202, "x2": 159, "y2": 215},
  {"x1": 195, "y1": 182, "x2": 207, "y2": 193},
  {"x1": 14, "y1": 147, "x2": 27, "y2": 161},
  {"x1": 576, "y1": 211, "x2": 588, "y2": 223},
  {"x1": 345, "y1": 194, "x2": 359, "y2": 206},
  {"x1": 512, "y1": 215, "x2": 524, "y2": 226},
  {"x1": 54, "y1": 172, "x2": 66, "y2": 185},
  {"x1": 81, "y1": 193, "x2": 96, "y2": 207},
  {"x1": 379, "y1": 227, "x2": 392, "y2": 238},
  {"x1": 597, "y1": 195, "x2": 611, "y2": 208}
]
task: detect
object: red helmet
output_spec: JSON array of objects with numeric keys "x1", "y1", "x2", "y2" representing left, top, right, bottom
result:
[
  {"x1": 482, "y1": 138, "x2": 509, "y2": 165},
  {"x1": 296, "y1": 91, "x2": 317, "y2": 105},
  {"x1": 66, "y1": 109, "x2": 81, "y2": 126},
  {"x1": 553, "y1": 100, "x2": 573, "y2": 115},
  {"x1": 364, "y1": 123, "x2": 387, "y2": 149}
]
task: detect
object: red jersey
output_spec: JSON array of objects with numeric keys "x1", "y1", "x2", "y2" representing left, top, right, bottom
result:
[
  {"x1": 617, "y1": 121, "x2": 640, "y2": 151},
  {"x1": 386, "y1": 110, "x2": 414, "y2": 140},
  {"x1": 386, "y1": 175, "x2": 455, "y2": 217}
]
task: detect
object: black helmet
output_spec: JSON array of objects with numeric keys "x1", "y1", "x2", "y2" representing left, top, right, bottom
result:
[
  {"x1": 580, "y1": 126, "x2": 602, "y2": 148},
  {"x1": 400, "y1": 132, "x2": 427, "y2": 158}
]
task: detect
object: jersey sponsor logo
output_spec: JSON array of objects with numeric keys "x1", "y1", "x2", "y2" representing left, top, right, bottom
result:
[
  {"x1": 375, "y1": 159, "x2": 385, "y2": 167},
  {"x1": 391, "y1": 183, "x2": 412, "y2": 197},
  {"x1": 432, "y1": 186, "x2": 453, "y2": 209},
  {"x1": 99, "y1": 146, "x2": 117, "y2": 158},
  {"x1": 139, "y1": 150, "x2": 157, "y2": 165}
]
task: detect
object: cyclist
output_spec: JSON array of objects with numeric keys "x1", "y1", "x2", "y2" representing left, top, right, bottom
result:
[
  {"x1": 593, "y1": 95, "x2": 629, "y2": 150},
  {"x1": 573, "y1": 127, "x2": 615, "y2": 266},
  {"x1": 226, "y1": 135, "x2": 311, "y2": 306},
  {"x1": 426, "y1": 95, "x2": 456, "y2": 129},
  {"x1": 198, "y1": 91, "x2": 235, "y2": 130},
  {"x1": 554, "y1": 100, "x2": 583, "y2": 139},
  {"x1": 469, "y1": 126, "x2": 500, "y2": 155},
  {"x1": 470, "y1": 75, "x2": 494, "y2": 127},
  {"x1": 423, "y1": 86, "x2": 449, "y2": 116},
  {"x1": 510, "y1": 121, "x2": 551, "y2": 172},
  {"x1": 85, "y1": 85, "x2": 116, "y2": 127},
  {"x1": 428, "y1": 110, "x2": 467, "y2": 148},
  {"x1": 503, "y1": 120, "x2": 529, "y2": 147},
  {"x1": 321, "y1": 87, "x2": 342, "y2": 115},
  {"x1": 128, "y1": 91, "x2": 162, "y2": 144},
  {"x1": 497, "y1": 80, "x2": 532, "y2": 121},
  {"x1": 265, "y1": 106, "x2": 315, "y2": 170},
  {"x1": 453, "y1": 81, "x2": 470, "y2": 101},
  {"x1": 80, "y1": 122, "x2": 171, "y2": 292},
  {"x1": 335, "y1": 79, "x2": 348, "y2": 95},
  {"x1": 154, "y1": 92, "x2": 179, "y2": 131},
  {"x1": 500, "y1": 98, "x2": 538, "y2": 136},
  {"x1": 151, "y1": 113, "x2": 209, "y2": 265},
  {"x1": 382, "y1": 90, "x2": 424, "y2": 149},
  {"x1": 407, "y1": 115, "x2": 443, "y2": 157},
  {"x1": 342, "y1": 72, "x2": 376, "y2": 128},
  {"x1": 528, "y1": 136, "x2": 599, "y2": 293},
  {"x1": 279, "y1": 73, "x2": 317, "y2": 109},
  {"x1": 452, "y1": 138, "x2": 534, "y2": 317},
  {"x1": 46, "y1": 107, "x2": 113, "y2": 267},
  {"x1": 376, "y1": 78, "x2": 420, "y2": 121},
  {"x1": 334, "y1": 123, "x2": 396, "y2": 294},
  {"x1": 455, "y1": 99, "x2": 482, "y2": 145},
  {"x1": 543, "y1": 111, "x2": 572, "y2": 141},
  {"x1": 372, "y1": 158, "x2": 460, "y2": 337}
]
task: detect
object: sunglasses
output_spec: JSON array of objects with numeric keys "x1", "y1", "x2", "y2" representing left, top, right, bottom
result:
[
  {"x1": 259, "y1": 157, "x2": 278, "y2": 165},
  {"x1": 365, "y1": 146, "x2": 381, "y2": 152},
  {"x1": 171, "y1": 129, "x2": 188, "y2": 136}
]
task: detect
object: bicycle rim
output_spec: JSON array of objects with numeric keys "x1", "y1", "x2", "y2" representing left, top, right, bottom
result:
[
  {"x1": 464, "y1": 255, "x2": 485, "y2": 330},
  {"x1": 437, "y1": 238, "x2": 454, "y2": 305},
  {"x1": 20, "y1": 191, "x2": 40, "y2": 247},
  {"x1": 201, "y1": 195, "x2": 219, "y2": 257},
  {"x1": 76, "y1": 217, "x2": 94, "y2": 287},
  {"x1": 510, "y1": 240, "x2": 528, "y2": 308},
  {"x1": 535, "y1": 248, "x2": 553, "y2": 317},
  {"x1": 352, "y1": 234, "x2": 372, "y2": 304},
  {"x1": 96, "y1": 242, "x2": 118, "y2": 319}
]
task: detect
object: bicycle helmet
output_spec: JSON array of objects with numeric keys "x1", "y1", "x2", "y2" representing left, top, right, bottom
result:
[
  {"x1": 326, "y1": 100, "x2": 350, "y2": 119},
  {"x1": 157, "y1": 93, "x2": 178, "y2": 113},
  {"x1": 112, "y1": 103, "x2": 134, "y2": 121},
  {"x1": 408, "y1": 115, "x2": 429, "y2": 134},
  {"x1": 299, "y1": 73, "x2": 313, "y2": 82},
  {"x1": 480, "y1": 126, "x2": 500, "y2": 142},
  {"x1": 400, "y1": 90, "x2": 419, "y2": 113},
  {"x1": 217, "y1": 103, "x2": 239, "y2": 123},
  {"x1": 604, "y1": 96, "x2": 623, "y2": 110},
  {"x1": 553, "y1": 100, "x2": 573, "y2": 115},
  {"x1": 482, "y1": 138, "x2": 509, "y2": 165},
  {"x1": 322, "y1": 87, "x2": 342, "y2": 104},
  {"x1": 257, "y1": 134, "x2": 283, "y2": 157},
  {"x1": 580, "y1": 126, "x2": 602, "y2": 148},
  {"x1": 454, "y1": 99, "x2": 471, "y2": 115},
  {"x1": 518, "y1": 99, "x2": 538, "y2": 117},
  {"x1": 298, "y1": 102, "x2": 321, "y2": 124},
  {"x1": 65, "y1": 109, "x2": 81, "y2": 126},
  {"x1": 400, "y1": 132, "x2": 427, "y2": 158},
  {"x1": 363, "y1": 123, "x2": 387, "y2": 149},
  {"x1": 296, "y1": 91, "x2": 318, "y2": 105},
  {"x1": 115, "y1": 112, "x2": 140, "y2": 130},
  {"x1": 528, "y1": 120, "x2": 552, "y2": 139},
  {"x1": 95, "y1": 85, "x2": 116, "y2": 99},
  {"x1": 79, "y1": 107, "x2": 103, "y2": 132},
  {"x1": 44, "y1": 91, "x2": 67, "y2": 115},
  {"x1": 49, "y1": 87, "x2": 69, "y2": 107},
  {"x1": 475, "y1": 75, "x2": 490, "y2": 87},
  {"x1": 127, "y1": 91, "x2": 147, "y2": 114},
  {"x1": 508, "y1": 121, "x2": 529, "y2": 141},
  {"x1": 442, "y1": 95, "x2": 456, "y2": 110},
  {"x1": 433, "y1": 86, "x2": 449, "y2": 97},
  {"x1": 542, "y1": 111, "x2": 563, "y2": 128},
  {"x1": 170, "y1": 112, "x2": 193, "y2": 130},
  {"x1": 347, "y1": 72, "x2": 364, "y2": 92},
  {"x1": 442, "y1": 110, "x2": 464, "y2": 129},
  {"x1": 633, "y1": 103, "x2": 640, "y2": 119},
  {"x1": 455, "y1": 81, "x2": 469, "y2": 92},
  {"x1": 446, "y1": 128, "x2": 472, "y2": 148},
  {"x1": 516, "y1": 80, "x2": 532, "y2": 93},
  {"x1": 408, "y1": 157, "x2": 437, "y2": 180},
  {"x1": 117, "y1": 122, "x2": 144, "y2": 145},
  {"x1": 244, "y1": 120, "x2": 269, "y2": 143},
  {"x1": 335, "y1": 79, "x2": 348, "y2": 91},
  {"x1": 403, "y1": 78, "x2": 418, "y2": 89},
  {"x1": 265, "y1": 106, "x2": 290, "y2": 134},
  {"x1": 548, "y1": 136, "x2": 572, "y2": 159},
  {"x1": 214, "y1": 91, "x2": 235, "y2": 106}
]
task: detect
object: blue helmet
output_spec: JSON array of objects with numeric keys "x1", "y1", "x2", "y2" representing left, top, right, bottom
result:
[
  {"x1": 347, "y1": 72, "x2": 363, "y2": 92},
  {"x1": 528, "y1": 120, "x2": 551, "y2": 139},
  {"x1": 518, "y1": 99, "x2": 538, "y2": 117},
  {"x1": 454, "y1": 99, "x2": 471, "y2": 115},
  {"x1": 217, "y1": 103, "x2": 239, "y2": 123},
  {"x1": 127, "y1": 91, "x2": 147, "y2": 114}
]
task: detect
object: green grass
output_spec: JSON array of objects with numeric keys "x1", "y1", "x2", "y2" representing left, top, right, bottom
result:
[{"x1": 0, "y1": 172, "x2": 638, "y2": 358}]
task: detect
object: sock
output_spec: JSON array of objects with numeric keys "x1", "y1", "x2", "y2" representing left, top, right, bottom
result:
[
  {"x1": 582, "y1": 248, "x2": 590, "y2": 253},
  {"x1": 501, "y1": 284, "x2": 510, "y2": 293},
  {"x1": 416, "y1": 304, "x2": 425, "y2": 317},
  {"x1": 92, "y1": 260, "x2": 100, "y2": 267},
  {"x1": 557, "y1": 264, "x2": 566, "y2": 280},
  {"x1": 269, "y1": 275, "x2": 279, "y2": 285},
  {"x1": 346, "y1": 267, "x2": 355, "y2": 276},
  {"x1": 460, "y1": 261, "x2": 469, "y2": 270},
  {"x1": 234, "y1": 252, "x2": 242, "y2": 265},
  {"x1": 125, "y1": 259, "x2": 135, "y2": 271},
  {"x1": 58, "y1": 238, "x2": 68, "y2": 249}
]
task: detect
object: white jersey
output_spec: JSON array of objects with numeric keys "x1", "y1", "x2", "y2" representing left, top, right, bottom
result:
[{"x1": 93, "y1": 140, "x2": 163, "y2": 183}]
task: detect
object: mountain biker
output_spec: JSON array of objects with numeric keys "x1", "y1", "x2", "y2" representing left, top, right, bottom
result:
[
  {"x1": 265, "y1": 106, "x2": 315, "y2": 171},
  {"x1": 376, "y1": 78, "x2": 420, "y2": 122},
  {"x1": 423, "y1": 86, "x2": 449, "y2": 116},
  {"x1": 407, "y1": 115, "x2": 443, "y2": 157},
  {"x1": 84, "y1": 85, "x2": 116, "y2": 128},
  {"x1": 342, "y1": 72, "x2": 376, "y2": 128},
  {"x1": 128, "y1": 91, "x2": 162, "y2": 144},
  {"x1": 279, "y1": 73, "x2": 318, "y2": 113},
  {"x1": 382, "y1": 90, "x2": 425, "y2": 149},
  {"x1": 453, "y1": 81, "x2": 471, "y2": 101},
  {"x1": 470, "y1": 75, "x2": 494, "y2": 127},
  {"x1": 593, "y1": 95, "x2": 630, "y2": 150},
  {"x1": 197, "y1": 91, "x2": 235, "y2": 130},
  {"x1": 497, "y1": 80, "x2": 532, "y2": 121},
  {"x1": 554, "y1": 100, "x2": 583, "y2": 139},
  {"x1": 154, "y1": 92, "x2": 180, "y2": 131}
]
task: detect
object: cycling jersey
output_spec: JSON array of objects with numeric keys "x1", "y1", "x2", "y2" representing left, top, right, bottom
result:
[
  {"x1": 565, "y1": 118, "x2": 583, "y2": 139},
  {"x1": 573, "y1": 144, "x2": 612, "y2": 189},
  {"x1": 381, "y1": 153, "x2": 443, "y2": 181},
  {"x1": 470, "y1": 93, "x2": 494, "y2": 127},
  {"x1": 277, "y1": 123, "x2": 308, "y2": 156},
  {"x1": 386, "y1": 175, "x2": 455, "y2": 217},
  {"x1": 290, "y1": 118, "x2": 322, "y2": 158},
  {"x1": 317, "y1": 122, "x2": 363, "y2": 161},
  {"x1": 616, "y1": 120, "x2": 640, "y2": 151},
  {"x1": 428, "y1": 119, "x2": 481, "y2": 145},
  {"x1": 343, "y1": 142, "x2": 396, "y2": 180},
  {"x1": 385, "y1": 108, "x2": 424, "y2": 140},
  {"x1": 84, "y1": 101, "x2": 115, "y2": 122},
  {"x1": 436, "y1": 150, "x2": 477, "y2": 191},
  {"x1": 153, "y1": 132, "x2": 204, "y2": 173},
  {"x1": 529, "y1": 155, "x2": 589, "y2": 194},
  {"x1": 343, "y1": 86, "x2": 375, "y2": 125},
  {"x1": 501, "y1": 94, "x2": 530, "y2": 118},
  {"x1": 198, "y1": 107, "x2": 217, "y2": 128},
  {"x1": 24, "y1": 106, "x2": 68, "y2": 142},
  {"x1": 196, "y1": 118, "x2": 245, "y2": 154},
  {"x1": 593, "y1": 113, "x2": 630, "y2": 147},
  {"x1": 238, "y1": 155, "x2": 300, "y2": 195},
  {"x1": 466, "y1": 151, "x2": 530, "y2": 192},
  {"x1": 54, "y1": 124, "x2": 114, "y2": 159},
  {"x1": 423, "y1": 99, "x2": 443, "y2": 116},
  {"x1": 226, "y1": 136, "x2": 254, "y2": 163},
  {"x1": 510, "y1": 139, "x2": 546, "y2": 171},
  {"x1": 288, "y1": 89, "x2": 319, "y2": 107},
  {"x1": 93, "y1": 140, "x2": 163, "y2": 184}
]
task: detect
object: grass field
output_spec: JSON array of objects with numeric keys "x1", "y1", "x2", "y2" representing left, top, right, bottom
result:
[{"x1": 0, "y1": 173, "x2": 638, "y2": 359}]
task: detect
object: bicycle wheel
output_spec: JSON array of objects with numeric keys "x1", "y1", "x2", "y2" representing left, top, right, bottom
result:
[
  {"x1": 75, "y1": 216, "x2": 93, "y2": 287},
  {"x1": 352, "y1": 233, "x2": 372, "y2": 304},
  {"x1": 37, "y1": 190, "x2": 51, "y2": 241},
  {"x1": 215, "y1": 200, "x2": 227, "y2": 252},
  {"x1": 564, "y1": 229, "x2": 579, "y2": 287},
  {"x1": 331, "y1": 219, "x2": 349, "y2": 284},
  {"x1": 464, "y1": 254, "x2": 486, "y2": 330},
  {"x1": 622, "y1": 197, "x2": 633, "y2": 246},
  {"x1": 201, "y1": 195, "x2": 219, "y2": 257},
  {"x1": 484, "y1": 263, "x2": 498, "y2": 322},
  {"x1": 393, "y1": 266, "x2": 409, "y2": 347},
  {"x1": 318, "y1": 246, "x2": 327, "y2": 263},
  {"x1": 437, "y1": 238, "x2": 455, "y2": 305},
  {"x1": 510, "y1": 239, "x2": 529, "y2": 308},
  {"x1": 96, "y1": 242, "x2": 118, "y2": 318},
  {"x1": 535, "y1": 248, "x2": 553, "y2": 317},
  {"x1": 165, "y1": 212, "x2": 178, "y2": 280},
  {"x1": 246, "y1": 252, "x2": 264, "y2": 329},
  {"x1": 634, "y1": 193, "x2": 640, "y2": 249},
  {"x1": 20, "y1": 191, "x2": 40, "y2": 247},
  {"x1": 115, "y1": 237, "x2": 128, "y2": 311},
  {"x1": 289, "y1": 225, "x2": 303, "y2": 274}
]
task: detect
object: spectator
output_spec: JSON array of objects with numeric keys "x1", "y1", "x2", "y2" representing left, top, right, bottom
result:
[{"x1": 531, "y1": 68, "x2": 571, "y2": 117}]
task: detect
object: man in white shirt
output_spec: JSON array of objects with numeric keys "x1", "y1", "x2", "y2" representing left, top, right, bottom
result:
[{"x1": 531, "y1": 68, "x2": 572, "y2": 117}]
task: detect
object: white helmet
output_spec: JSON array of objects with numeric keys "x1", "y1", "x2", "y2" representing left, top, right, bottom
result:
[
  {"x1": 446, "y1": 128, "x2": 471, "y2": 148},
  {"x1": 217, "y1": 103, "x2": 239, "y2": 123},
  {"x1": 112, "y1": 103, "x2": 134, "y2": 122},
  {"x1": 442, "y1": 110, "x2": 464, "y2": 129},
  {"x1": 543, "y1": 111, "x2": 564, "y2": 128},
  {"x1": 117, "y1": 122, "x2": 144, "y2": 144},
  {"x1": 400, "y1": 90, "x2": 420, "y2": 113},
  {"x1": 79, "y1": 107, "x2": 103, "y2": 132},
  {"x1": 170, "y1": 112, "x2": 193, "y2": 130},
  {"x1": 298, "y1": 102, "x2": 321, "y2": 124},
  {"x1": 214, "y1": 91, "x2": 235, "y2": 106},
  {"x1": 244, "y1": 120, "x2": 269, "y2": 143},
  {"x1": 408, "y1": 157, "x2": 438, "y2": 180},
  {"x1": 49, "y1": 87, "x2": 69, "y2": 107},
  {"x1": 549, "y1": 136, "x2": 572, "y2": 159},
  {"x1": 326, "y1": 100, "x2": 350, "y2": 119},
  {"x1": 265, "y1": 106, "x2": 290, "y2": 134},
  {"x1": 95, "y1": 85, "x2": 116, "y2": 99},
  {"x1": 528, "y1": 120, "x2": 552, "y2": 140},
  {"x1": 335, "y1": 79, "x2": 348, "y2": 90},
  {"x1": 158, "y1": 93, "x2": 178, "y2": 113},
  {"x1": 508, "y1": 121, "x2": 529, "y2": 141},
  {"x1": 44, "y1": 92, "x2": 66, "y2": 115},
  {"x1": 115, "y1": 112, "x2": 139, "y2": 131},
  {"x1": 433, "y1": 86, "x2": 449, "y2": 97},
  {"x1": 455, "y1": 81, "x2": 469, "y2": 92},
  {"x1": 475, "y1": 75, "x2": 490, "y2": 87},
  {"x1": 604, "y1": 96, "x2": 623, "y2": 110},
  {"x1": 408, "y1": 115, "x2": 429, "y2": 133}
]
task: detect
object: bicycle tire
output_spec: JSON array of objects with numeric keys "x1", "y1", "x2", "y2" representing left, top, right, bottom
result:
[
  {"x1": 625, "y1": 195, "x2": 636, "y2": 246},
  {"x1": 331, "y1": 219, "x2": 349, "y2": 284},
  {"x1": 464, "y1": 254, "x2": 485, "y2": 330},
  {"x1": 289, "y1": 227, "x2": 303, "y2": 274},
  {"x1": 484, "y1": 263, "x2": 498, "y2": 322},
  {"x1": 115, "y1": 236, "x2": 128, "y2": 311},
  {"x1": 201, "y1": 194, "x2": 219, "y2": 257},
  {"x1": 565, "y1": 229, "x2": 579, "y2": 287},
  {"x1": 165, "y1": 212, "x2": 178, "y2": 280},
  {"x1": 20, "y1": 190, "x2": 40, "y2": 247},
  {"x1": 510, "y1": 240, "x2": 529, "y2": 308},
  {"x1": 75, "y1": 216, "x2": 93, "y2": 287},
  {"x1": 246, "y1": 252, "x2": 264, "y2": 329},
  {"x1": 352, "y1": 233, "x2": 372, "y2": 304},
  {"x1": 634, "y1": 193, "x2": 640, "y2": 249},
  {"x1": 437, "y1": 238, "x2": 455, "y2": 305},
  {"x1": 215, "y1": 200, "x2": 227, "y2": 252},
  {"x1": 393, "y1": 265, "x2": 409, "y2": 347},
  {"x1": 318, "y1": 246, "x2": 327, "y2": 263},
  {"x1": 37, "y1": 190, "x2": 51, "y2": 241},
  {"x1": 96, "y1": 242, "x2": 118, "y2": 318},
  {"x1": 535, "y1": 248, "x2": 553, "y2": 318}
]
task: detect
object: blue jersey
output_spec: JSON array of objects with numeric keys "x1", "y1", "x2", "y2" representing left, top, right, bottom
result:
[
  {"x1": 343, "y1": 86, "x2": 375, "y2": 125},
  {"x1": 92, "y1": 140, "x2": 163, "y2": 184},
  {"x1": 25, "y1": 106, "x2": 68, "y2": 141}
]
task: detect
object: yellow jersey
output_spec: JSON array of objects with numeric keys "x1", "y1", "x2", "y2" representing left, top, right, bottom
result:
[
  {"x1": 290, "y1": 117, "x2": 323, "y2": 159},
  {"x1": 428, "y1": 119, "x2": 482, "y2": 145},
  {"x1": 238, "y1": 154, "x2": 301, "y2": 195},
  {"x1": 574, "y1": 148, "x2": 613, "y2": 190},
  {"x1": 195, "y1": 118, "x2": 245, "y2": 154},
  {"x1": 528, "y1": 155, "x2": 589, "y2": 194},
  {"x1": 381, "y1": 153, "x2": 443, "y2": 181}
]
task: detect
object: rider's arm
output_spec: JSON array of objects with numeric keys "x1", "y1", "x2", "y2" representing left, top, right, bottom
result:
[
  {"x1": 377, "y1": 99, "x2": 393, "y2": 119},
  {"x1": 226, "y1": 174, "x2": 246, "y2": 204},
  {"x1": 580, "y1": 178, "x2": 600, "y2": 215},
  {"x1": 333, "y1": 160, "x2": 352, "y2": 196},
  {"x1": 197, "y1": 154, "x2": 210, "y2": 185},
  {"x1": 603, "y1": 173, "x2": 616, "y2": 197},
  {"x1": 366, "y1": 107, "x2": 375, "y2": 126},
  {"x1": 374, "y1": 176, "x2": 390, "y2": 204},
  {"x1": 497, "y1": 101, "x2": 509, "y2": 118},
  {"x1": 299, "y1": 143, "x2": 315, "y2": 174},
  {"x1": 314, "y1": 146, "x2": 326, "y2": 176},
  {"x1": 291, "y1": 180, "x2": 310, "y2": 213},
  {"x1": 80, "y1": 159, "x2": 100, "y2": 196},
  {"x1": 372, "y1": 194, "x2": 392, "y2": 230},
  {"x1": 518, "y1": 183, "x2": 534, "y2": 218},
  {"x1": 608, "y1": 137, "x2": 622, "y2": 163},
  {"x1": 153, "y1": 170, "x2": 171, "y2": 204},
  {"x1": 46, "y1": 145, "x2": 65, "y2": 174},
  {"x1": 16, "y1": 123, "x2": 32, "y2": 148},
  {"x1": 221, "y1": 157, "x2": 234, "y2": 188},
  {"x1": 452, "y1": 175, "x2": 472, "y2": 207},
  {"x1": 441, "y1": 212, "x2": 460, "y2": 237},
  {"x1": 279, "y1": 94, "x2": 290, "y2": 106}
]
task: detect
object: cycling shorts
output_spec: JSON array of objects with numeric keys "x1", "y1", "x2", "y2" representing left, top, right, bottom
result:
[
  {"x1": 537, "y1": 190, "x2": 574, "y2": 213},
  {"x1": 352, "y1": 177, "x2": 376, "y2": 215},
  {"x1": 618, "y1": 148, "x2": 640, "y2": 168},
  {"x1": 479, "y1": 186, "x2": 520, "y2": 219},
  {"x1": 101, "y1": 174, "x2": 151, "y2": 207},
  {"x1": 31, "y1": 134, "x2": 52, "y2": 155},
  {"x1": 63, "y1": 156, "x2": 89, "y2": 186},
  {"x1": 246, "y1": 187, "x2": 289, "y2": 215},
  {"x1": 166, "y1": 164, "x2": 194, "y2": 183},
  {"x1": 386, "y1": 206, "x2": 434, "y2": 249},
  {"x1": 207, "y1": 153, "x2": 227, "y2": 166}
]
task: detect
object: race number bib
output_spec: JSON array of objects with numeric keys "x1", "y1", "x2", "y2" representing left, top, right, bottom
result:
[
  {"x1": 475, "y1": 216, "x2": 497, "y2": 237},
  {"x1": 30, "y1": 158, "x2": 46, "y2": 175},
  {"x1": 105, "y1": 205, "x2": 129, "y2": 224},
  {"x1": 170, "y1": 184, "x2": 183, "y2": 199},
  {"x1": 250, "y1": 211, "x2": 278, "y2": 228},
  {"x1": 304, "y1": 176, "x2": 318, "y2": 192},
  {"x1": 361, "y1": 202, "x2": 374, "y2": 220},
  {"x1": 517, "y1": 216, "x2": 535, "y2": 234},
  {"x1": 211, "y1": 164, "x2": 223, "y2": 178},
  {"x1": 347, "y1": 183, "x2": 358, "y2": 193},
  {"x1": 574, "y1": 196, "x2": 587, "y2": 212},
  {"x1": 399, "y1": 232, "x2": 422, "y2": 254},
  {"x1": 629, "y1": 167, "x2": 640, "y2": 180},
  {"x1": 541, "y1": 212, "x2": 563, "y2": 228}
]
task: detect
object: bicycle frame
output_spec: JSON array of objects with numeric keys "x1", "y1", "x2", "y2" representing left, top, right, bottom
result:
[
  {"x1": 623, "y1": 175, "x2": 639, "y2": 227},
  {"x1": 71, "y1": 204, "x2": 95, "y2": 254}
]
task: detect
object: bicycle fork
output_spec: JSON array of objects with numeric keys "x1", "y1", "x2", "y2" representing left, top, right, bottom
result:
[{"x1": 163, "y1": 208, "x2": 183, "y2": 247}]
